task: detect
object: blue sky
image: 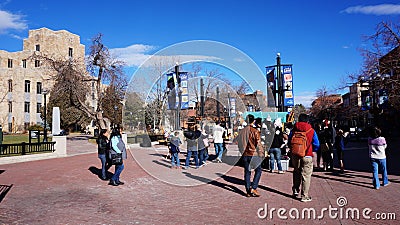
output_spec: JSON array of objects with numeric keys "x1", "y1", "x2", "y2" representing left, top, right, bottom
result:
[{"x1": 1, "y1": 0, "x2": 399, "y2": 107}]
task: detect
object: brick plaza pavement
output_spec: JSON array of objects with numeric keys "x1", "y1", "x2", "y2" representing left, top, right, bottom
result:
[{"x1": 0, "y1": 136, "x2": 399, "y2": 224}]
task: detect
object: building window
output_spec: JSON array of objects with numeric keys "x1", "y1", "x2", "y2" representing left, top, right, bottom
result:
[
  {"x1": 25, "y1": 80, "x2": 31, "y2": 93},
  {"x1": 24, "y1": 102, "x2": 30, "y2": 113},
  {"x1": 8, "y1": 59, "x2": 13, "y2": 68},
  {"x1": 22, "y1": 59, "x2": 27, "y2": 68},
  {"x1": 8, "y1": 101, "x2": 12, "y2": 113},
  {"x1": 35, "y1": 44, "x2": 40, "y2": 51},
  {"x1": 8, "y1": 123, "x2": 12, "y2": 133},
  {"x1": 37, "y1": 103, "x2": 42, "y2": 113},
  {"x1": 35, "y1": 60, "x2": 40, "y2": 67},
  {"x1": 91, "y1": 93, "x2": 95, "y2": 100},
  {"x1": 37, "y1": 82, "x2": 42, "y2": 94},
  {"x1": 8, "y1": 80, "x2": 12, "y2": 92},
  {"x1": 69, "y1": 47, "x2": 73, "y2": 57}
]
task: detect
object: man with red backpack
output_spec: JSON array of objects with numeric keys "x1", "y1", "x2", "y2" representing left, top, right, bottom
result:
[{"x1": 289, "y1": 114, "x2": 320, "y2": 202}]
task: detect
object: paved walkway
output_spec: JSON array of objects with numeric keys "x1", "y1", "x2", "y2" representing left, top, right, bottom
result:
[{"x1": 0, "y1": 136, "x2": 399, "y2": 224}]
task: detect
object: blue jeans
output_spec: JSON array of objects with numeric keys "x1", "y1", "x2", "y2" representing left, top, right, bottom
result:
[
  {"x1": 98, "y1": 154, "x2": 108, "y2": 179},
  {"x1": 185, "y1": 151, "x2": 199, "y2": 168},
  {"x1": 171, "y1": 152, "x2": 180, "y2": 167},
  {"x1": 214, "y1": 143, "x2": 224, "y2": 160},
  {"x1": 198, "y1": 149, "x2": 205, "y2": 165},
  {"x1": 268, "y1": 148, "x2": 282, "y2": 171},
  {"x1": 111, "y1": 163, "x2": 124, "y2": 182},
  {"x1": 242, "y1": 156, "x2": 263, "y2": 192},
  {"x1": 371, "y1": 158, "x2": 389, "y2": 188}
]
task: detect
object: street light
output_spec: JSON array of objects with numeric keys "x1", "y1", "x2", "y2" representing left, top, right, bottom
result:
[
  {"x1": 113, "y1": 105, "x2": 118, "y2": 128},
  {"x1": 216, "y1": 85, "x2": 220, "y2": 122},
  {"x1": 42, "y1": 89, "x2": 48, "y2": 142}
]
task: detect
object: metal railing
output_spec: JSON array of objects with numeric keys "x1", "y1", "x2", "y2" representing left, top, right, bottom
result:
[{"x1": 0, "y1": 142, "x2": 56, "y2": 156}]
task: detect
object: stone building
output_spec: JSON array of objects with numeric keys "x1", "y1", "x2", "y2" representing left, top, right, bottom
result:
[{"x1": 0, "y1": 27, "x2": 86, "y2": 133}]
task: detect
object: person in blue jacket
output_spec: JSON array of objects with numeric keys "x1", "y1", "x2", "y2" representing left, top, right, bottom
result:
[{"x1": 109, "y1": 126, "x2": 127, "y2": 186}]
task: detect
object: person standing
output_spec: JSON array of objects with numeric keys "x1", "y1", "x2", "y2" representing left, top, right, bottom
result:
[
  {"x1": 196, "y1": 125, "x2": 209, "y2": 167},
  {"x1": 183, "y1": 125, "x2": 201, "y2": 169},
  {"x1": 268, "y1": 125, "x2": 286, "y2": 174},
  {"x1": 314, "y1": 123, "x2": 324, "y2": 169},
  {"x1": 368, "y1": 126, "x2": 389, "y2": 189},
  {"x1": 109, "y1": 127, "x2": 127, "y2": 186},
  {"x1": 334, "y1": 129, "x2": 346, "y2": 173},
  {"x1": 320, "y1": 119, "x2": 336, "y2": 171},
  {"x1": 213, "y1": 121, "x2": 226, "y2": 163},
  {"x1": 289, "y1": 114, "x2": 320, "y2": 202},
  {"x1": 237, "y1": 114, "x2": 264, "y2": 197},
  {"x1": 97, "y1": 129, "x2": 111, "y2": 180},
  {"x1": 169, "y1": 131, "x2": 182, "y2": 169}
]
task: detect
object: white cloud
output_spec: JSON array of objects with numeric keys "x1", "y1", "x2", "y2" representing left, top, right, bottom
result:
[
  {"x1": 0, "y1": 10, "x2": 27, "y2": 34},
  {"x1": 341, "y1": 4, "x2": 400, "y2": 15},
  {"x1": 110, "y1": 44, "x2": 221, "y2": 67},
  {"x1": 109, "y1": 44, "x2": 155, "y2": 67},
  {"x1": 294, "y1": 93, "x2": 316, "y2": 108}
]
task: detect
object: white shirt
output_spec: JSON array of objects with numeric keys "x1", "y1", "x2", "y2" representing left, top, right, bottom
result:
[{"x1": 213, "y1": 124, "x2": 225, "y2": 144}]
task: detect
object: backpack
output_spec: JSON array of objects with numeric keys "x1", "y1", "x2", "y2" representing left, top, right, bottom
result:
[{"x1": 290, "y1": 128, "x2": 312, "y2": 157}]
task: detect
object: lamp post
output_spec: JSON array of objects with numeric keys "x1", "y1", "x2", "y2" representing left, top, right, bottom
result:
[
  {"x1": 42, "y1": 89, "x2": 48, "y2": 142},
  {"x1": 216, "y1": 85, "x2": 220, "y2": 122},
  {"x1": 114, "y1": 105, "x2": 118, "y2": 128},
  {"x1": 175, "y1": 63, "x2": 181, "y2": 130}
]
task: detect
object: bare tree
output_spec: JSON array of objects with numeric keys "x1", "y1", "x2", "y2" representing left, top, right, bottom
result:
[
  {"x1": 310, "y1": 86, "x2": 341, "y2": 119},
  {"x1": 358, "y1": 21, "x2": 400, "y2": 111},
  {"x1": 32, "y1": 33, "x2": 127, "y2": 130},
  {"x1": 144, "y1": 57, "x2": 178, "y2": 131}
]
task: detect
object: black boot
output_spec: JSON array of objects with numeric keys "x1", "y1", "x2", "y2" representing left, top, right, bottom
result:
[{"x1": 108, "y1": 179, "x2": 119, "y2": 186}]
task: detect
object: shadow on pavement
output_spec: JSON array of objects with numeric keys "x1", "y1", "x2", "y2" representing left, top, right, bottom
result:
[
  {"x1": 312, "y1": 173, "x2": 372, "y2": 189},
  {"x1": 0, "y1": 184, "x2": 13, "y2": 203},
  {"x1": 152, "y1": 159, "x2": 171, "y2": 169},
  {"x1": 88, "y1": 166, "x2": 113, "y2": 180},
  {"x1": 217, "y1": 173, "x2": 294, "y2": 199},
  {"x1": 183, "y1": 172, "x2": 247, "y2": 197}
]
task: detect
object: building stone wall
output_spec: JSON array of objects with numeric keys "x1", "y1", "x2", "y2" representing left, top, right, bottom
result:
[{"x1": 0, "y1": 27, "x2": 87, "y2": 133}]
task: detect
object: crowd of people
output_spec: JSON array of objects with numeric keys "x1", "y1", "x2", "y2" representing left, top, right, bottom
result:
[{"x1": 96, "y1": 116, "x2": 390, "y2": 199}]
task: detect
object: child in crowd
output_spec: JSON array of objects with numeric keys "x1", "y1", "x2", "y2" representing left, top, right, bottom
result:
[{"x1": 169, "y1": 131, "x2": 182, "y2": 169}]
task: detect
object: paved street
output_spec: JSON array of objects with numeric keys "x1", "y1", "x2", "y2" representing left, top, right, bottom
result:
[{"x1": 0, "y1": 135, "x2": 399, "y2": 224}]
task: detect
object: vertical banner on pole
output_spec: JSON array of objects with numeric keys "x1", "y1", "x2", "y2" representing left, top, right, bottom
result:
[
  {"x1": 282, "y1": 65, "x2": 294, "y2": 107},
  {"x1": 167, "y1": 72, "x2": 177, "y2": 110},
  {"x1": 179, "y1": 72, "x2": 189, "y2": 109},
  {"x1": 266, "y1": 67, "x2": 277, "y2": 108},
  {"x1": 229, "y1": 98, "x2": 236, "y2": 117}
]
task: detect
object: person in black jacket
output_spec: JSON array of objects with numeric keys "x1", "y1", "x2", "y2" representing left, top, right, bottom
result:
[
  {"x1": 183, "y1": 124, "x2": 201, "y2": 169},
  {"x1": 268, "y1": 126, "x2": 286, "y2": 173},
  {"x1": 96, "y1": 129, "x2": 111, "y2": 180}
]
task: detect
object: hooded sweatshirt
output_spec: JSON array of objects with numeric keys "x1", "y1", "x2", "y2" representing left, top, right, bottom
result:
[
  {"x1": 368, "y1": 136, "x2": 387, "y2": 159},
  {"x1": 290, "y1": 121, "x2": 320, "y2": 157}
]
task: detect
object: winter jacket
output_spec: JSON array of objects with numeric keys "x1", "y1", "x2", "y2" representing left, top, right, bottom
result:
[
  {"x1": 237, "y1": 125, "x2": 263, "y2": 157},
  {"x1": 289, "y1": 121, "x2": 320, "y2": 157},
  {"x1": 368, "y1": 136, "x2": 387, "y2": 159},
  {"x1": 111, "y1": 135, "x2": 127, "y2": 160}
]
